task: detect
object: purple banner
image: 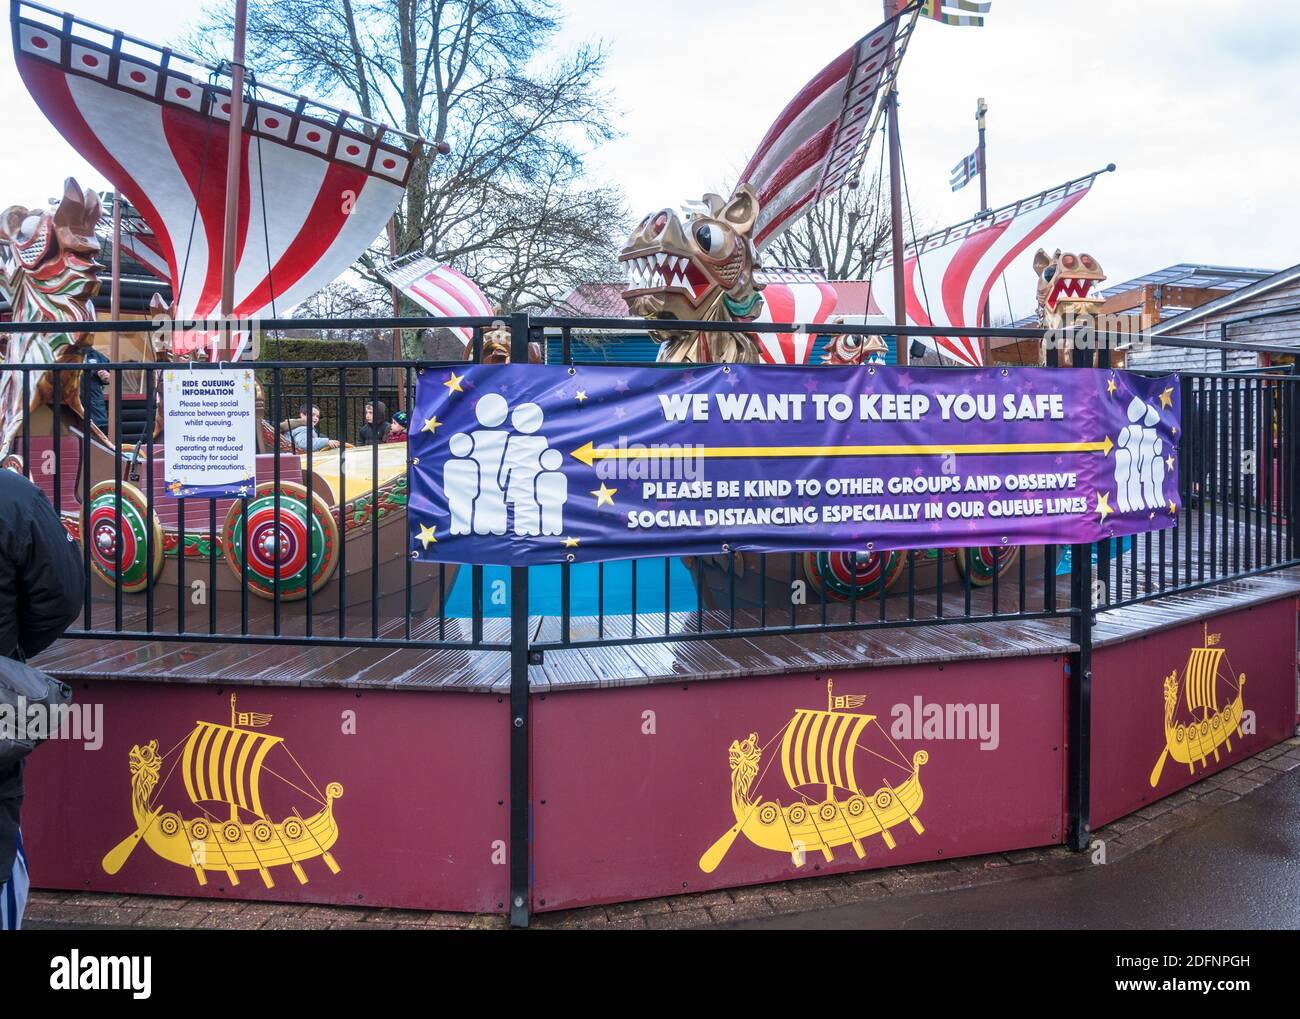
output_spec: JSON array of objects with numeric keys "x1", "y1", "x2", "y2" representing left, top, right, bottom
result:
[{"x1": 408, "y1": 365, "x2": 1181, "y2": 566}]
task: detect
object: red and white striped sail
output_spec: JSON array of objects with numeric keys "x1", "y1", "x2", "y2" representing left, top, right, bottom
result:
[
  {"x1": 376, "y1": 254, "x2": 494, "y2": 345},
  {"x1": 751, "y1": 267, "x2": 839, "y2": 364},
  {"x1": 868, "y1": 167, "x2": 1113, "y2": 366},
  {"x1": 12, "y1": 2, "x2": 424, "y2": 356},
  {"x1": 739, "y1": 4, "x2": 920, "y2": 251}
]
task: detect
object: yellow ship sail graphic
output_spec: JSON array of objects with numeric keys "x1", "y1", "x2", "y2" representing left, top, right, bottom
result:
[
  {"x1": 700, "y1": 679, "x2": 928, "y2": 873},
  {"x1": 102, "y1": 695, "x2": 344, "y2": 888},
  {"x1": 1149, "y1": 625, "x2": 1246, "y2": 787}
]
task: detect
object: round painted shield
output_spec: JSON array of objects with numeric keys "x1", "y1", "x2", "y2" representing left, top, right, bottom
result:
[
  {"x1": 82, "y1": 480, "x2": 165, "y2": 593},
  {"x1": 222, "y1": 481, "x2": 339, "y2": 601},
  {"x1": 803, "y1": 548, "x2": 905, "y2": 601},
  {"x1": 954, "y1": 545, "x2": 1021, "y2": 586}
]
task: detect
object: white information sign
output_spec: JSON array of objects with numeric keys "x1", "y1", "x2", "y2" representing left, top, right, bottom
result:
[{"x1": 162, "y1": 368, "x2": 258, "y2": 497}]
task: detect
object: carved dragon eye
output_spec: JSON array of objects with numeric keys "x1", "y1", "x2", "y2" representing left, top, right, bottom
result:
[
  {"x1": 694, "y1": 221, "x2": 730, "y2": 258},
  {"x1": 843, "y1": 336, "x2": 863, "y2": 348},
  {"x1": 1042, "y1": 266, "x2": 1056, "y2": 282}
]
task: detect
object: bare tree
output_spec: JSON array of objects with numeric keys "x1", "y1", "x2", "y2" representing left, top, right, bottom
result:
[
  {"x1": 190, "y1": 0, "x2": 626, "y2": 312},
  {"x1": 765, "y1": 172, "x2": 891, "y2": 280}
]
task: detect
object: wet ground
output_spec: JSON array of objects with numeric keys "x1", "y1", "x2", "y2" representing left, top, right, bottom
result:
[{"x1": 727, "y1": 763, "x2": 1300, "y2": 929}]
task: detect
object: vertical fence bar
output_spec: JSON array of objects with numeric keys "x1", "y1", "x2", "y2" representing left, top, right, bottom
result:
[
  {"x1": 20, "y1": 369, "x2": 30, "y2": 481},
  {"x1": 144, "y1": 365, "x2": 156, "y2": 633},
  {"x1": 81, "y1": 374, "x2": 92, "y2": 630},
  {"x1": 112, "y1": 373, "x2": 123, "y2": 633},
  {"x1": 337, "y1": 373, "x2": 348, "y2": 639},
  {"x1": 50, "y1": 368, "x2": 61, "y2": 517},
  {"x1": 1066, "y1": 541, "x2": 1093, "y2": 851},
  {"x1": 508, "y1": 311, "x2": 532, "y2": 928},
  {"x1": 272, "y1": 368, "x2": 283, "y2": 637},
  {"x1": 305, "y1": 367, "x2": 315, "y2": 638},
  {"x1": 1284, "y1": 376, "x2": 1294, "y2": 561},
  {"x1": 370, "y1": 367, "x2": 381, "y2": 638},
  {"x1": 209, "y1": 497, "x2": 218, "y2": 635}
]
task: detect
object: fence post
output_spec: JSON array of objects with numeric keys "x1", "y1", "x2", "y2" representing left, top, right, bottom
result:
[
  {"x1": 508, "y1": 311, "x2": 532, "y2": 927},
  {"x1": 1290, "y1": 376, "x2": 1300, "y2": 563},
  {"x1": 1066, "y1": 541, "x2": 1093, "y2": 851}
]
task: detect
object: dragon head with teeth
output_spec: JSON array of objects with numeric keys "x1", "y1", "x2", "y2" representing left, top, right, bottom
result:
[
  {"x1": 619, "y1": 185, "x2": 765, "y2": 363},
  {"x1": 0, "y1": 178, "x2": 104, "y2": 458},
  {"x1": 1033, "y1": 247, "x2": 1106, "y2": 331}
]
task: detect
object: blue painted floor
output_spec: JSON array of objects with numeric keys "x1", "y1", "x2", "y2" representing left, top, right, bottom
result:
[{"x1": 443, "y1": 557, "x2": 701, "y2": 617}]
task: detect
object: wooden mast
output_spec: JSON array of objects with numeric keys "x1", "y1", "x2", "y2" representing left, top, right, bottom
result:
[
  {"x1": 976, "y1": 97, "x2": 990, "y2": 342},
  {"x1": 884, "y1": 0, "x2": 907, "y2": 365},
  {"x1": 218, "y1": 0, "x2": 249, "y2": 359}
]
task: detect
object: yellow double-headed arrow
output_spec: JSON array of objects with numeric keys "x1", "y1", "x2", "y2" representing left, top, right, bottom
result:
[{"x1": 569, "y1": 436, "x2": 1114, "y2": 466}]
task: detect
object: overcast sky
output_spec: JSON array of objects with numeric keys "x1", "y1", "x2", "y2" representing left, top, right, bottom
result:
[{"x1": 4, "y1": 0, "x2": 1297, "y2": 318}]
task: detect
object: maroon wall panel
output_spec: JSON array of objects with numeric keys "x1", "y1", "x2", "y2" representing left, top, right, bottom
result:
[
  {"x1": 1091, "y1": 597, "x2": 1298, "y2": 828},
  {"x1": 21, "y1": 681, "x2": 509, "y2": 913},
  {"x1": 531, "y1": 657, "x2": 1067, "y2": 912}
]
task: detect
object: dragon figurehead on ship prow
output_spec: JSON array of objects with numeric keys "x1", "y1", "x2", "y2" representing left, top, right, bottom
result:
[
  {"x1": 619, "y1": 186, "x2": 764, "y2": 364},
  {"x1": 0, "y1": 177, "x2": 103, "y2": 456},
  {"x1": 1033, "y1": 248, "x2": 1106, "y2": 331}
]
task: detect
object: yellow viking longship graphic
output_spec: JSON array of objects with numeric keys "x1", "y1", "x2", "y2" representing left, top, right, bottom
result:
[
  {"x1": 102, "y1": 695, "x2": 344, "y2": 888},
  {"x1": 700, "y1": 679, "x2": 928, "y2": 873},
  {"x1": 1149, "y1": 625, "x2": 1247, "y2": 787}
]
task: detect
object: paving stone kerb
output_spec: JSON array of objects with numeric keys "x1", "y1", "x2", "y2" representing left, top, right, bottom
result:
[{"x1": 24, "y1": 737, "x2": 1300, "y2": 932}]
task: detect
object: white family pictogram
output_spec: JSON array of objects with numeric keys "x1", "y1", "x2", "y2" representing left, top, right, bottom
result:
[
  {"x1": 445, "y1": 393, "x2": 568, "y2": 537},
  {"x1": 1113, "y1": 395, "x2": 1167, "y2": 513}
]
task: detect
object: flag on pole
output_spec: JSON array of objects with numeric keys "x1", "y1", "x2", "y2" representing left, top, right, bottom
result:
[
  {"x1": 950, "y1": 150, "x2": 980, "y2": 191},
  {"x1": 911, "y1": 0, "x2": 991, "y2": 26}
]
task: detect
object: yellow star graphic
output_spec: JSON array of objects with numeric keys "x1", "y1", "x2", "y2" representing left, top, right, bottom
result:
[
  {"x1": 562, "y1": 536, "x2": 579, "y2": 548},
  {"x1": 1095, "y1": 491, "x2": 1113, "y2": 524},
  {"x1": 590, "y1": 482, "x2": 617, "y2": 507},
  {"x1": 421, "y1": 415, "x2": 442, "y2": 435},
  {"x1": 416, "y1": 523, "x2": 438, "y2": 549},
  {"x1": 575, "y1": 390, "x2": 588, "y2": 403},
  {"x1": 1166, "y1": 454, "x2": 1174, "y2": 472},
  {"x1": 1168, "y1": 499, "x2": 1177, "y2": 516},
  {"x1": 444, "y1": 371, "x2": 464, "y2": 393},
  {"x1": 1159, "y1": 387, "x2": 1174, "y2": 409},
  {"x1": 1106, "y1": 378, "x2": 1116, "y2": 395}
]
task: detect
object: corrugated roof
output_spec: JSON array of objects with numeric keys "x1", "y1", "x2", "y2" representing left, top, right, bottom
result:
[{"x1": 1149, "y1": 262, "x2": 1300, "y2": 336}]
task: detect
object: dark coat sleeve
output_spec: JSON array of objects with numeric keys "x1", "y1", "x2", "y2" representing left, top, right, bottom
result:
[{"x1": 11, "y1": 477, "x2": 84, "y2": 660}]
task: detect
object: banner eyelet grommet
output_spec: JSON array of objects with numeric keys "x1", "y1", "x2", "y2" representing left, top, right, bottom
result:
[
  {"x1": 567, "y1": 367, "x2": 576, "y2": 376},
  {"x1": 410, "y1": 550, "x2": 420, "y2": 560},
  {"x1": 721, "y1": 543, "x2": 730, "y2": 552},
  {"x1": 1000, "y1": 368, "x2": 1009, "y2": 377},
  {"x1": 867, "y1": 367, "x2": 876, "y2": 376},
  {"x1": 722, "y1": 365, "x2": 731, "y2": 373},
  {"x1": 410, "y1": 457, "x2": 419, "y2": 466},
  {"x1": 565, "y1": 553, "x2": 575, "y2": 563}
]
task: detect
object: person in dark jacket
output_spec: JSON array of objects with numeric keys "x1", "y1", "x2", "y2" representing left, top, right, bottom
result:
[
  {"x1": 359, "y1": 400, "x2": 389, "y2": 446},
  {"x1": 79, "y1": 347, "x2": 111, "y2": 434},
  {"x1": 0, "y1": 469, "x2": 83, "y2": 929}
]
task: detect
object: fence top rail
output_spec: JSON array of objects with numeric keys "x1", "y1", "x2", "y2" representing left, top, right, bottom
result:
[{"x1": 3, "y1": 313, "x2": 1297, "y2": 357}]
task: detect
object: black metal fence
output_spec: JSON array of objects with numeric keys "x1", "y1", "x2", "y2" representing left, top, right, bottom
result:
[{"x1": 2, "y1": 313, "x2": 1297, "y2": 925}]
